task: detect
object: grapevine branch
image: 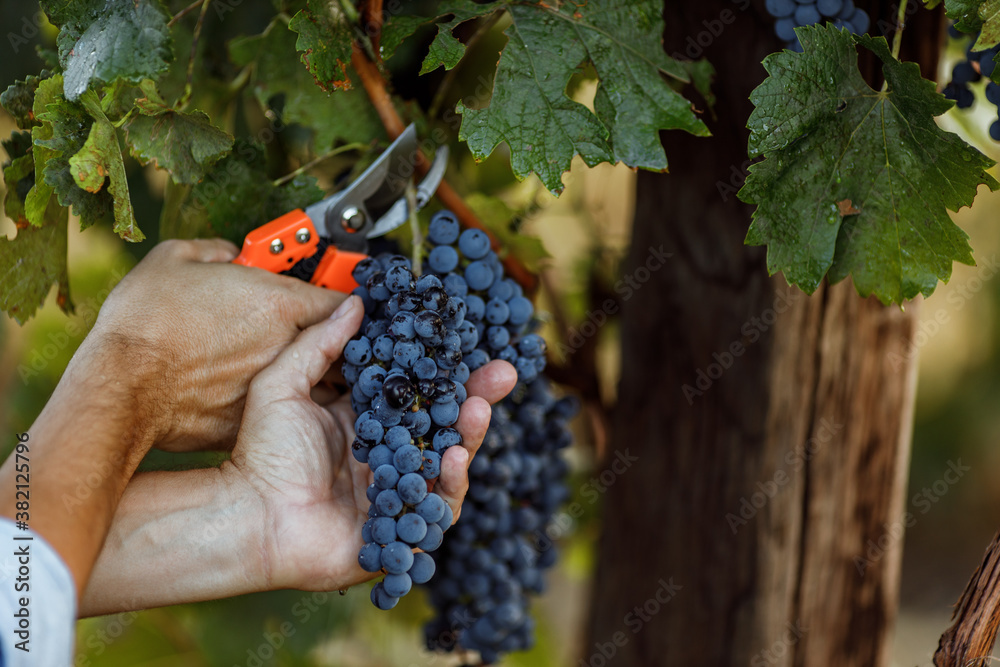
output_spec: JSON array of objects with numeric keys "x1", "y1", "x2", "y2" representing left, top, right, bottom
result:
[
  {"x1": 934, "y1": 529, "x2": 1000, "y2": 666},
  {"x1": 349, "y1": 40, "x2": 538, "y2": 292}
]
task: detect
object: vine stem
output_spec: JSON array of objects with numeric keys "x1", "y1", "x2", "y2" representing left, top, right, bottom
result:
[
  {"x1": 271, "y1": 142, "x2": 369, "y2": 186},
  {"x1": 349, "y1": 43, "x2": 538, "y2": 292},
  {"x1": 177, "y1": 0, "x2": 212, "y2": 110},
  {"x1": 168, "y1": 0, "x2": 204, "y2": 27},
  {"x1": 407, "y1": 183, "x2": 423, "y2": 275},
  {"x1": 882, "y1": 0, "x2": 909, "y2": 92}
]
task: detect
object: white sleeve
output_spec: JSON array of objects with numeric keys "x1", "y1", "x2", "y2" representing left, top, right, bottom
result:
[{"x1": 0, "y1": 518, "x2": 76, "y2": 667}]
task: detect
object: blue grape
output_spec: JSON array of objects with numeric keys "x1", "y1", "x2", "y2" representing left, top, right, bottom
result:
[
  {"x1": 358, "y1": 542, "x2": 382, "y2": 572},
  {"x1": 458, "y1": 229, "x2": 492, "y2": 259},
  {"x1": 417, "y1": 523, "x2": 444, "y2": 551},
  {"x1": 397, "y1": 513, "x2": 428, "y2": 544},
  {"x1": 410, "y1": 552, "x2": 436, "y2": 584},
  {"x1": 428, "y1": 245, "x2": 459, "y2": 273},
  {"x1": 398, "y1": 472, "x2": 429, "y2": 504},
  {"x1": 465, "y1": 261, "x2": 494, "y2": 290},
  {"x1": 371, "y1": 517, "x2": 397, "y2": 545},
  {"x1": 416, "y1": 494, "x2": 446, "y2": 523},
  {"x1": 344, "y1": 338, "x2": 372, "y2": 365},
  {"x1": 385, "y1": 425, "x2": 411, "y2": 450},
  {"x1": 381, "y1": 542, "x2": 414, "y2": 574},
  {"x1": 421, "y1": 451, "x2": 442, "y2": 479},
  {"x1": 374, "y1": 464, "x2": 400, "y2": 490},
  {"x1": 376, "y1": 489, "x2": 403, "y2": 516},
  {"x1": 383, "y1": 572, "x2": 412, "y2": 598},
  {"x1": 428, "y1": 211, "x2": 460, "y2": 245},
  {"x1": 371, "y1": 582, "x2": 399, "y2": 610},
  {"x1": 394, "y1": 444, "x2": 423, "y2": 473}
]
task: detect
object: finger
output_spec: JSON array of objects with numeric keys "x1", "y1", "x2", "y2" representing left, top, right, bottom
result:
[
  {"x1": 283, "y1": 280, "x2": 351, "y2": 330},
  {"x1": 435, "y1": 396, "x2": 492, "y2": 522},
  {"x1": 252, "y1": 296, "x2": 363, "y2": 400},
  {"x1": 465, "y1": 360, "x2": 518, "y2": 405},
  {"x1": 435, "y1": 446, "x2": 470, "y2": 522},
  {"x1": 164, "y1": 238, "x2": 240, "y2": 263}
]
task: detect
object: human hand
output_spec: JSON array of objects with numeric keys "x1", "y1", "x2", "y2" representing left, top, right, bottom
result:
[
  {"x1": 226, "y1": 295, "x2": 517, "y2": 592},
  {"x1": 85, "y1": 239, "x2": 345, "y2": 452}
]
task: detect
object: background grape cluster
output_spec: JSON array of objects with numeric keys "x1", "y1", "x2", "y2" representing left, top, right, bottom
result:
[
  {"x1": 942, "y1": 27, "x2": 1000, "y2": 141},
  {"x1": 342, "y1": 211, "x2": 576, "y2": 664},
  {"x1": 765, "y1": 0, "x2": 870, "y2": 51}
]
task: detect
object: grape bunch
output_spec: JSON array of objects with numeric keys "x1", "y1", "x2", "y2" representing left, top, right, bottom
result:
[
  {"x1": 765, "y1": 0, "x2": 870, "y2": 51},
  {"x1": 344, "y1": 211, "x2": 557, "y2": 610},
  {"x1": 424, "y1": 378, "x2": 576, "y2": 665},
  {"x1": 342, "y1": 209, "x2": 576, "y2": 663},
  {"x1": 942, "y1": 31, "x2": 1000, "y2": 141},
  {"x1": 345, "y1": 250, "x2": 473, "y2": 609}
]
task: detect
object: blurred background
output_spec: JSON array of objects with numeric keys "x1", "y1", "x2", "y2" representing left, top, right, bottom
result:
[{"x1": 2, "y1": 3, "x2": 1000, "y2": 666}]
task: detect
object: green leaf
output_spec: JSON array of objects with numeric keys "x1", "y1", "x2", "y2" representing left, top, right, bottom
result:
[
  {"x1": 680, "y1": 59, "x2": 718, "y2": 116},
  {"x1": 0, "y1": 196, "x2": 71, "y2": 323},
  {"x1": 71, "y1": 93, "x2": 142, "y2": 241},
  {"x1": 2, "y1": 132, "x2": 34, "y2": 226},
  {"x1": 230, "y1": 22, "x2": 386, "y2": 151},
  {"x1": 34, "y1": 75, "x2": 115, "y2": 229},
  {"x1": 456, "y1": 1, "x2": 708, "y2": 194},
  {"x1": 944, "y1": 0, "x2": 987, "y2": 32},
  {"x1": 739, "y1": 25, "x2": 998, "y2": 305},
  {"x1": 41, "y1": 0, "x2": 173, "y2": 101},
  {"x1": 124, "y1": 96, "x2": 234, "y2": 184},
  {"x1": 1, "y1": 74, "x2": 47, "y2": 129},
  {"x1": 289, "y1": 0, "x2": 355, "y2": 92},
  {"x1": 26, "y1": 78, "x2": 60, "y2": 227},
  {"x1": 174, "y1": 140, "x2": 325, "y2": 245},
  {"x1": 973, "y1": 0, "x2": 1000, "y2": 49}
]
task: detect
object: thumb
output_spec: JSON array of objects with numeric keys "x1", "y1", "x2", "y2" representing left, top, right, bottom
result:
[{"x1": 251, "y1": 296, "x2": 364, "y2": 401}]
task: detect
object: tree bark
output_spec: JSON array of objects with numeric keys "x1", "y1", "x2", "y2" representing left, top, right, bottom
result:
[{"x1": 584, "y1": 2, "x2": 941, "y2": 665}]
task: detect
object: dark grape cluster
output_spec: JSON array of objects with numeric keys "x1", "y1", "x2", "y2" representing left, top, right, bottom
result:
[
  {"x1": 424, "y1": 377, "x2": 576, "y2": 665},
  {"x1": 346, "y1": 250, "x2": 472, "y2": 609},
  {"x1": 344, "y1": 210, "x2": 573, "y2": 664},
  {"x1": 765, "y1": 0, "x2": 870, "y2": 51},
  {"x1": 942, "y1": 29, "x2": 1000, "y2": 141}
]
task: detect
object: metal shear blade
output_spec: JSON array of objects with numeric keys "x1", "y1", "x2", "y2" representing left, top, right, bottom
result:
[{"x1": 303, "y1": 125, "x2": 448, "y2": 250}]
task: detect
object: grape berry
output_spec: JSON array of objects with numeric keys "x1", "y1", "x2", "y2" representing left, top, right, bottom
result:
[{"x1": 765, "y1": 0, "x2": 870, "y2": 51}]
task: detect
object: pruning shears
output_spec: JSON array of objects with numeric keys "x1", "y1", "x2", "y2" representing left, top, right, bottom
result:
[{"x1": 233, "y1": 125, "x2": 447, "y2": 292}]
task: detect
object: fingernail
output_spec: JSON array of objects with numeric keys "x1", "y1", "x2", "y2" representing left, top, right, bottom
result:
[{"x1": 329, "y1": 295, "x2": 357, "y2": 321}]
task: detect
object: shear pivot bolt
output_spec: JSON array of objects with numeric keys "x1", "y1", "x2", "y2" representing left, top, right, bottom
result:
[
  {"x1": 295, "y1": 228, "x2": 311, "y2": 244},
  {"x1": 270, "y1": 239, "x2": 284, "y2": 254},
  {"x1": 341, "y1": 207, "x2": 366, "y2": 231}
]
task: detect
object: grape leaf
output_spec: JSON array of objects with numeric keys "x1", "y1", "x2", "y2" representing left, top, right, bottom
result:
[
  {"x1": 41, "y1": 0, "x2": 173, "y2": 101},
  {"x1": 0, "y1": 196, "x2": 71, "y2": 323},
  {"x1": 124, "y1": 95, "x2": 234, "y2": 185},
  {"x1": 289, "y1": 0, "x2": 354, "y2": 92},
  {"x1": 739, "y1": 25, "x2": 998, "y2": 305},
  {"x1": 944, "y1": 0, "x2": 988, "y2": 32},
  {"x1": 973, "y1": 0, "x2": 1000, "y2": 49},
  {"x1": 455, "y1": 1, "x2": 708, "y2": 194},
  {"x1": 230, "y1": 22, "x2": 386, "y2": 151},
  {"x1": 2, "y1": 132, "x2": 34, "y2": 226},
  {"x1": 26, "y1": 78, "x2": 60, "y2": 228},
  {"x1": 176, "y1": 140, "x2": 325, "y2": 245},
  {"x1": 1, "y1": 74, "x2": 46, "y2": 129},
  {"x1": 69, "y1": 93, "x2": 142, "y2": 241},
  {"x1": 34, "y1": 76, "x2": 115, "y2": 229}
]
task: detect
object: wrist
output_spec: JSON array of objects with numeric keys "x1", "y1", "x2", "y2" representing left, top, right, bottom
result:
[{"x1": 63, "y1": 330, "x2": 173, "y2": 460}]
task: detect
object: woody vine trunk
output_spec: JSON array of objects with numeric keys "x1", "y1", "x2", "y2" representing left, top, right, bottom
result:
[{"x1": 584, "y1": 2, "x2": 941, "y2": 664}]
